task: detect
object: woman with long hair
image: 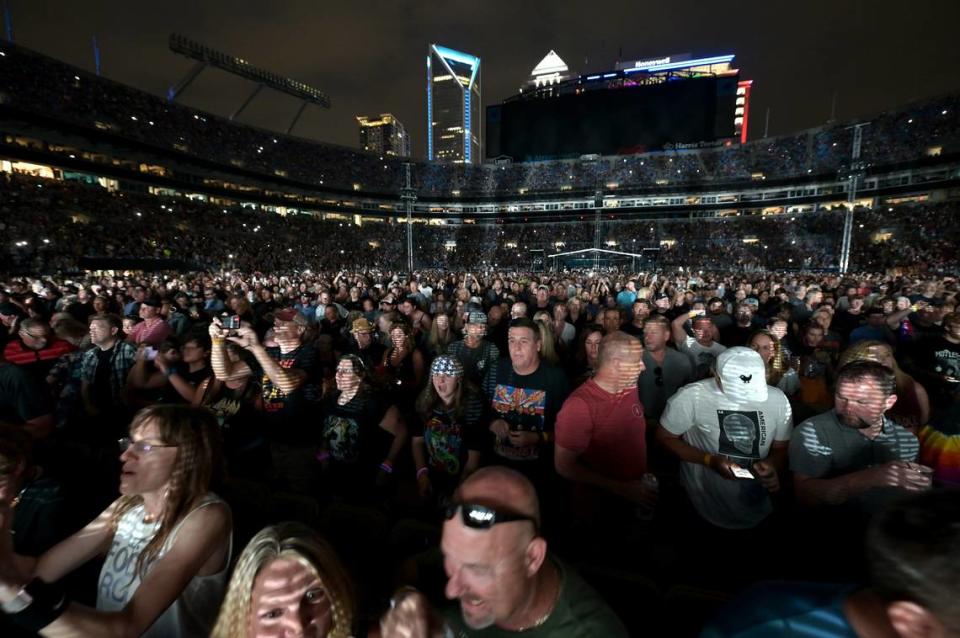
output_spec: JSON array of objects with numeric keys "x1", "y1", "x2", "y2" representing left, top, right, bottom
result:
[
  {"x1": 837, "y1": 340, "x2": 930, "y2": 431},
  {"x1": 381, "y1": 321, "x2": 426, "y2": 397},
  {"x1": 571, "y1": 325, "x2": 605, "y2": 388},
  {"x1": 424, "y1": 313, "x2": 454, "y2": 360},
  {"x1": 748, "y1": 329, "x2": 799, "y2": 396},
  {"x1": 411, "y1": 356, "x2": 485, "y2": 502},
  {"x1": 318, "y1": 355, "x2": 407, "y2": 502},
  {"x1": 532, "y1": 313, "x2": 561, "y2": 367},
  {"x1": 211, "y1": 522, "x2": 355, "y2": 638},
  {"x1": 0, "y1": 404, "x2": 232, "y2": 637}
]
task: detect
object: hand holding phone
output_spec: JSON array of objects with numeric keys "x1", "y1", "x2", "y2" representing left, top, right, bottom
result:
[{"x1": 731, "y1": 466, "x2": 755, "y2": 479}]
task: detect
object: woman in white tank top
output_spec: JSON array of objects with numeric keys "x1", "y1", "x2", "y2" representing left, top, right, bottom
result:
[{"x1": 0, "y1": 404, "x2": 232, "y2": 637}]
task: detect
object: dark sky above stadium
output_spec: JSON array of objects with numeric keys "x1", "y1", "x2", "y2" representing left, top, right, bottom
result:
[{"x1": 9, "y1": 0, "x2": 960, "y2": 158}]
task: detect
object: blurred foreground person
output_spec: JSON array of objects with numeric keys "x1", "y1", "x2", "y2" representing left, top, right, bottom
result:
[
  {"x1": 0, "y1": 404, "x2": 231, "y2": 637},
  {"x1": 700, "y1": 489, "x2": 960, "y2": 637},
  {"x1": 379, "y1": 466, "x2": 627, "y2": 637},
  {"x1": 211, "y1": 522, "x2": 355, "y2": 638}
]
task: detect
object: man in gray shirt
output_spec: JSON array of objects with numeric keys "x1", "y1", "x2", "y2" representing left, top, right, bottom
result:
[
  {"x1": 638, "y1": 315, "x2": 693, "y2": 425},
  {"x1": 789, "y1": 360, "x2": 931, "y2": 511}
]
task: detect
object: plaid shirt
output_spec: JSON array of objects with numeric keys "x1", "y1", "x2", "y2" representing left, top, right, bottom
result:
[{"x1": 80, "y1": 340, "x2": 137, "y2": 403}]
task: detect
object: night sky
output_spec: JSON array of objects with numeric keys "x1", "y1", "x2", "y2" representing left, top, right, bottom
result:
[{"x1": 8, "y1": 0, "x2": 960, "y2": 158}]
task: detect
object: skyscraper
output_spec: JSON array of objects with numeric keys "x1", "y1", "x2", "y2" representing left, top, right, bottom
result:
[
  {"x1": 356, "y1": 113, "x2": 411, "y2": 157},
  {"x1": 427, "y1": 44, "x2": 481, "y2": 163}
]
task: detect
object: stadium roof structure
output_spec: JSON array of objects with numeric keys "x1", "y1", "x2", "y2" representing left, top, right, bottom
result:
[{"x1": 167, "y1": 33, "x2": 330, "y2": 133}]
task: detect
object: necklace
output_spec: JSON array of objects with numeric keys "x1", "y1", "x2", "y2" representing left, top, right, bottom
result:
[{"x1": 515, "y1": 567, "x2": 561, "y2": 632}]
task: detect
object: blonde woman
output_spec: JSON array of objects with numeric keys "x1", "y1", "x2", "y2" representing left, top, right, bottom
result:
[
  {"x1": 748, "y1": 329, "x2": 799, "y2": 396},
  {"x1": 211, "y1": 523, "x2": 355, "y2": 638},
  {"x1": 0, "y1": 404, "x2": 231, "y2": 637},
  {"x1": 532, "y1": 312, "x2": 561, "y2": 366},
  {"x1": 838, "y1": 340, "x2": 930, "y2": 431}
]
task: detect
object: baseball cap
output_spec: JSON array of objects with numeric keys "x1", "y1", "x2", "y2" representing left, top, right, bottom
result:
[
  {"x1": 0, "y1": 302, "x2": 24, "y2": 317},
  {"x1": 351, "y1": 317, "x2": 374, "y2": 333},
  {"x1": 142, "y1": 297, "x2": 163, "y2": 308},
  {"x1": 715, "y1": 347, "x2": 768, "y2": 402},
  {"x1": 467, "y1": 311, "x2": 488, "y2": 325}
]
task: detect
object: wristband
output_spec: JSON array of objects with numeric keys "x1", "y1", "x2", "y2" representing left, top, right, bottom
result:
[
  {"x1": 165, "y1": 367, "x2": 176, "y2": 378},
  {"x1": 416, "y1": 466, "x2": 428, "y2": 479},
  {"x1": 9, "y1": 579, "x2": 67, "y2": 634},
  {"x1": 315, "y1": 451, "x2": 330, "y2": 462},
  {"x1": 212, "y1": 337, "x2": 226, "y2": 346},
  {"x1": 704, "y1": 453, "x2": 712, "y2": 467},
  {"x1": 380, "y1": 461, "x2": 394, "y2": 474}
]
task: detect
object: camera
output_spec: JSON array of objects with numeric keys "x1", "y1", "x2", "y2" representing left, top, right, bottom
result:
[{"x1": 222, "y1": 315, "x2": 241, "y2": 330}]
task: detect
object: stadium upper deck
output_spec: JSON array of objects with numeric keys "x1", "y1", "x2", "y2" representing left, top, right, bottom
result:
[{"x1": 1, "y1": 41, "x2": 959, "y2": 210}]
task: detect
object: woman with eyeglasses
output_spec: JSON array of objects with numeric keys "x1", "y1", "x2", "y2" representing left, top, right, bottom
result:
[
  {"x1": 317, "y1": 355, "x2": 407, "y2": 503},
  {"x1": 211, "y1": 522, "x2": 356, "y2": 638},
  {"x1": 0, "y1": 404, "x2": 232, "y2": 637}
]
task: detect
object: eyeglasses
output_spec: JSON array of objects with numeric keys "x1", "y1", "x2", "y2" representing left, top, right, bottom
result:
[
  {"x1": 118, "y1": 437, "x2": 177, "y2": 455},
  {"x1": 19, "y1": 329, "x2": 47, "y2": 340},
  {"x1": 654, "y1": 367, "x2": 664, "y2": 387},
  {"x1": 444, "y1": 502, "x2": 538, "y2": 533}
]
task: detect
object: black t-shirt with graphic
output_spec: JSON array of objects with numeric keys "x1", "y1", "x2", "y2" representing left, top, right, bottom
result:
[
  {"x1": 321, "y1": 387, "x2": 391, "y2": 467},
  {"x1": 411, "y1": 391, "x2": 486, "y2": 486},
  {"x1": 916, "y1": 337, "x2": 960, "y2": 407},
  {"x1": 248, "y1": 344, "x2": 319, "y2": 442},
  {"x1": 482, "y1": 358, "x2": 570, "y2": 463}
]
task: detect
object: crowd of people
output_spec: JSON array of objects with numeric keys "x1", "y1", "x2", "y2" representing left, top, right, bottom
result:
[
  {"x1": 1, "y1": 42, "x2": 958, "y2": 198},
  {"x1": 1, "y1": 259, "x2": 959, "y2": 636},
  {"x1": 1, "y1": 35, "x2": 959, "y2": 638},
  {"x1": 4, "y1": 171, "x2": 960, "y2": 277}
]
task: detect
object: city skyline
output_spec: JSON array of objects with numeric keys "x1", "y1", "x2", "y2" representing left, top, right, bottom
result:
[{"x1": 5, "y1": 0, "x2": 959, "y2": 158}]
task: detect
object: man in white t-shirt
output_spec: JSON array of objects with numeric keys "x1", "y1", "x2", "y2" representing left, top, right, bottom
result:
[
  {"x1": 657, "y1": 347, "x2": 793, "y2": 529},
  {"x1": 671, "y1": 310, "x2": 726, "y2": 380}
]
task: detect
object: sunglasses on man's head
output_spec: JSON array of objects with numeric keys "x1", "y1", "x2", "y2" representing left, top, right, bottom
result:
[{"x1": 444, "y1": 502, "x2": 538, "y2": 533}]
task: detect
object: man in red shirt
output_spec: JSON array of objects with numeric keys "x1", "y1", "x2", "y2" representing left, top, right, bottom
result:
[
  {"x1": 125, "y1": 297, "x2": 171, "y2": 347},
  {"x1": 554, "y1": 331, "x2": 654, "y2": 525},
  {"x1": 2, "y1": 318, "x2": 76, "y2": 386}
]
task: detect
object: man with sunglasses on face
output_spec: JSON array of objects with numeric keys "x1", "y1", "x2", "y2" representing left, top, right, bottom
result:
[{"x1": 379, "y1": 466, "x2": 627, "y2": 637}]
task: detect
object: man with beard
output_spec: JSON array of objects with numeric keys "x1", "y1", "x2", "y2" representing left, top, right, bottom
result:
[
  {"x1": 720, "y1": 301, "x2": 765, "y2": 347},
  {"x1": 789, "y1": 361, "x2": 930, "y2": 511}
]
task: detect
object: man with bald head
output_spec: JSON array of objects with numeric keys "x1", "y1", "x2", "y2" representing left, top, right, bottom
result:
[
  {"x1": 555, "y1": 331, "x2": 655, "y2": 523},
  {"x1": 379, "y1": 466, "x2": 627, "y2": 637}
]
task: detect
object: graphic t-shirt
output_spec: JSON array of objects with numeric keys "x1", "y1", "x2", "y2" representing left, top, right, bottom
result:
[
  {"x1": 248, "y1": 344, "x2": 319, "y2": 442},
  {"x1": 482, "y1": 359, "x2": 570, "y2": 462},
  {"x1": 916, "y1": 337, "x2": 960, "y2": 407},
  {"x1": 661, "y1": 379, "x2": 793, "y2": 529},
  {"x1": 321, "y1": 388, "x2": 390, "y2": 466},
  {"x1": 411, "y1": 392, "x2": 485, "y2": 480}
]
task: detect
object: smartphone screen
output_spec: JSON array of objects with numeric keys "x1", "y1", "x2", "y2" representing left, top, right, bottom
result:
[{"x1": 732, "y1": 466, "x2": 755, "y2": 479}]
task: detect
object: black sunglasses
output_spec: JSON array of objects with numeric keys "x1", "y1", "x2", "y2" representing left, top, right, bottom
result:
[
  {"x1": 444, "y1": 502, "x2": 538, "y2": 533},
  {"x1": 654, "y1": 366, "x2": 664, "y2": 387}
]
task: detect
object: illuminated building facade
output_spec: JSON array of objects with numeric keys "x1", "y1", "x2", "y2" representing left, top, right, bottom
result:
[
  {"x1": 427, "y1": 44, "x2": 481, "y2": 163},
  {"x1": 356, "y1": 113, "x2": 411, "y2": 157}
]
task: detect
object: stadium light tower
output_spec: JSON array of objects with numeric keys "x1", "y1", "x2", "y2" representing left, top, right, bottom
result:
[{"x1": 167, "y1": 34, "x2": 330, "y2": 134}]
